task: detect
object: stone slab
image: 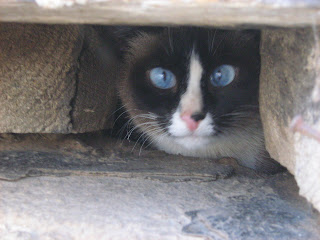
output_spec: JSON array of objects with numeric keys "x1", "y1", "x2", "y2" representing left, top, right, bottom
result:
[
  {"x1": 1, "y1": 0, "x2": 320, "y2": 27},
  {"x1": 260, "y1": 28, "x2": 320, "y2": 213},
  {"x1": 0, "y1": 134, "x2": 319, "y2": 239},
  {"x1": 0, "y1": 23, "x2": 81, "y2": 133},
  {"x1": 0, "y1": 23, "x2": 117, "y2": 133}
]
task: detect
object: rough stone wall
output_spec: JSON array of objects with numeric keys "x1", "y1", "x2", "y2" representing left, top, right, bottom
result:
[
  {"x1": 0, "y1": 23, "x2": 117, "y2": 133},
  {"x1": 1, "y1": 23, "x2": 319, "y2": 213},
  {"x1": 260, "y1": 28, "x2": 320, "y2": 212},
  {"x1": 71, "y1": 26, "x2": 118, "y2": 132}
]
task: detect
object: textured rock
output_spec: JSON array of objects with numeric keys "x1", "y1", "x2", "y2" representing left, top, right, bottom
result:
[
  {"x1": 0, "y1": 23, "x2": 117, "y2": 133},
  {"x1": 71, "y1": 26, "x2": 118, "y2": 132},
  {"x1": 0, "y1": 134, "x2": 319, "y2": 239},
  {"x1": 260, "y1": 28, "x2": 320, "y2": 212},
  {"x1": 0, "y1": 23, "x2": 81, "y2": 133},
  {"x1": 2, "y1": 0, "x2": 320, "y2": 27}
]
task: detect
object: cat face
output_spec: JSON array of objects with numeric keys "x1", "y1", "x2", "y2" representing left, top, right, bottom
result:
[{"x1": 116, "y1": 27, "x2": 282, "y2": 172}]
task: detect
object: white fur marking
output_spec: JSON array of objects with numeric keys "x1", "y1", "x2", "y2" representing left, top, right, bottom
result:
[
  {"x1": 180, "y1": 50, "x2": 203, "y2": 114},
  {"x1": 167, "y1": 50, "x2": 215, "y2": 141},
  {"x1": 143, "y1": 51, "x2": 264, "y2": 170}
]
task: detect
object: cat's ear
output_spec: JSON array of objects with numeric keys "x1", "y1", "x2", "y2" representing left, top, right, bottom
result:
[
  {"x1": 110, "y1": 26, "x2": 164, "y2": 54},
  {"x1": 236, "y1": 29, "x2": 260, "y2": 44},
  {"x1": 110, "y1": 26, "x2": 141, "y2": 41},
  {"x1": 228, "y1": 29, "x2": 261, "y2": 51},
  {"x1": 244, "y1": 29, "x2": 260, "y2": 42}
]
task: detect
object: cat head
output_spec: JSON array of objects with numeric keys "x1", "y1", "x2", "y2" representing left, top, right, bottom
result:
[{"x1": 116, "y1": 27, "x2": 261, "y2": 155}]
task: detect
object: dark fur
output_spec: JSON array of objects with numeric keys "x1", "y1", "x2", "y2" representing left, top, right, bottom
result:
[{"x1": 112, "y1": 27, "x2": 284, "y2": 174}]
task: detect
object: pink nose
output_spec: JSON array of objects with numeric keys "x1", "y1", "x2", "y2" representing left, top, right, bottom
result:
[{"x1": 181, "y1": 114, "x2": 200, "y2": 131}]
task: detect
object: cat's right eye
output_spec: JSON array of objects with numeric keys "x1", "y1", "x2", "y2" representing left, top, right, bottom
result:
[
  {"x1": 149, "y1": 67, "x2": 176, "y2": 89},
  {"x1": 210, "y1": 65, "x2": 236, "y2": 87}
]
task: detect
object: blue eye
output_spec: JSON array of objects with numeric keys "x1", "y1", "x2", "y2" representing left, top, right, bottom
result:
[
  {"x1": 149, "y1": 67, "x2": 176, "y2": 89},
  {"x1": 210, "y1": 65, "x2": 236, "y2": 87}
]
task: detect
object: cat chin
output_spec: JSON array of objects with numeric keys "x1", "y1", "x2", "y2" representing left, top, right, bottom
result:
[
  {"x1": 151, "y1": 128, "x2": 265, "y2": 166},
  {"x1": 151, "y1": 133, "x2": 284, "y2": 174},
  {"x1": 152, "y1": 134, "x2": 220, "y2": 158},
  {"x1": 172, "y1": 136, "x2": 213, "y2": 150}
]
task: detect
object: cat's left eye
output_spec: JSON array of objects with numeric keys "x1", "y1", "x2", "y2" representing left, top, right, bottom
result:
[
  {"x1": 210, "y1": 65, "x2": 236, "y2": 87},
  {"x1": 149, "y1": 67, "x2": 176, "y2": 89}
]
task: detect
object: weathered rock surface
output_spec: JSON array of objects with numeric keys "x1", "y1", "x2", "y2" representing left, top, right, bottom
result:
[
  {"x1": 0, "y1": 134, "x2": 319, "y2": 239},
  {"x1": 1, "y1": 0, "x2": 320, "y2": 27},
  {"x1": 1, "y1": 22, "x2": 320, "y2": 218},
  {"x1": 0, "y1": 23, "x2": 117, "y2": 133},
  {"x1": 71, "y1": 26, "x2": 118, "y2": 132},
  {"x1": 260, "y1": 28, "x2": 320, "y2": 212}
]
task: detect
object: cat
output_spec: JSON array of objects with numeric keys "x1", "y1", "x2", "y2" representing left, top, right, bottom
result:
[{"x1": 112, "y1": 27, "x2": 284, "y2": 174}]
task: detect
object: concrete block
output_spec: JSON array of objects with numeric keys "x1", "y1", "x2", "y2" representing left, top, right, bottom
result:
[
  {"x1": 260, "y1": 28, "x2": 320, "y2": 212},
  {"x1": 0, "y1": 23, "x2": 117, "y2": 133}
]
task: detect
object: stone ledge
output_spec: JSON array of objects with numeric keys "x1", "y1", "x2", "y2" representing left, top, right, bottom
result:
[
  {"x1": 0, "y1": 0, "x2": 320, "y2": 27},
  {"x1": 0, "y1": 134, "x2": 319, "y2": 239},
  {"x1": 260, "y1": 28, "x2": 320, "y2": 213}
]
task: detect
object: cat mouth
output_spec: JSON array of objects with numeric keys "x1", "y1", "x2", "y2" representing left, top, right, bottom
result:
[
  {"x1": 170, "y1": 135, "x2": 213, "y2": 149},
  {"x1": 168, "y1": 131, "x2": 216, "y2": 138},
  {"x1": 171, "y1": 134, "x2": 209, "y2": 138}
]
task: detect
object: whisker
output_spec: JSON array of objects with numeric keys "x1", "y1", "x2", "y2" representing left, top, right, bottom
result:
[
  {"x1": 116, "y1": 112, "x2": 151, "y2": 138},
  {"x1": 112, "y1": 109, "x2": 136, "y2": 136},
  {"x1": 209, "y1": 29, "x2": 217, "y2": 53},
  {"x1": 131, "y1": 125, "x2": 163, "y2": 152},
  {"x1": 138, "y1": 128, "x2": 164, "y2": 155},
  {"x1": 145, "y1": 131, "x2": 168, "y2": 151},
  {"x1": 131, "y1": 131, "x2": 148, "y2": 152},
  {"x1": 168, "y1": 27, "x2": 174, "y2": 54},
  {"x1": 110, "y1": 103, "x2": 128, "y2": 117},
  {"x1": 126, "y1": 121, "x2": 158, "y2": 140},
  {"x1": 212, "y1": 34, "x2": 227, "y2": 57}
]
